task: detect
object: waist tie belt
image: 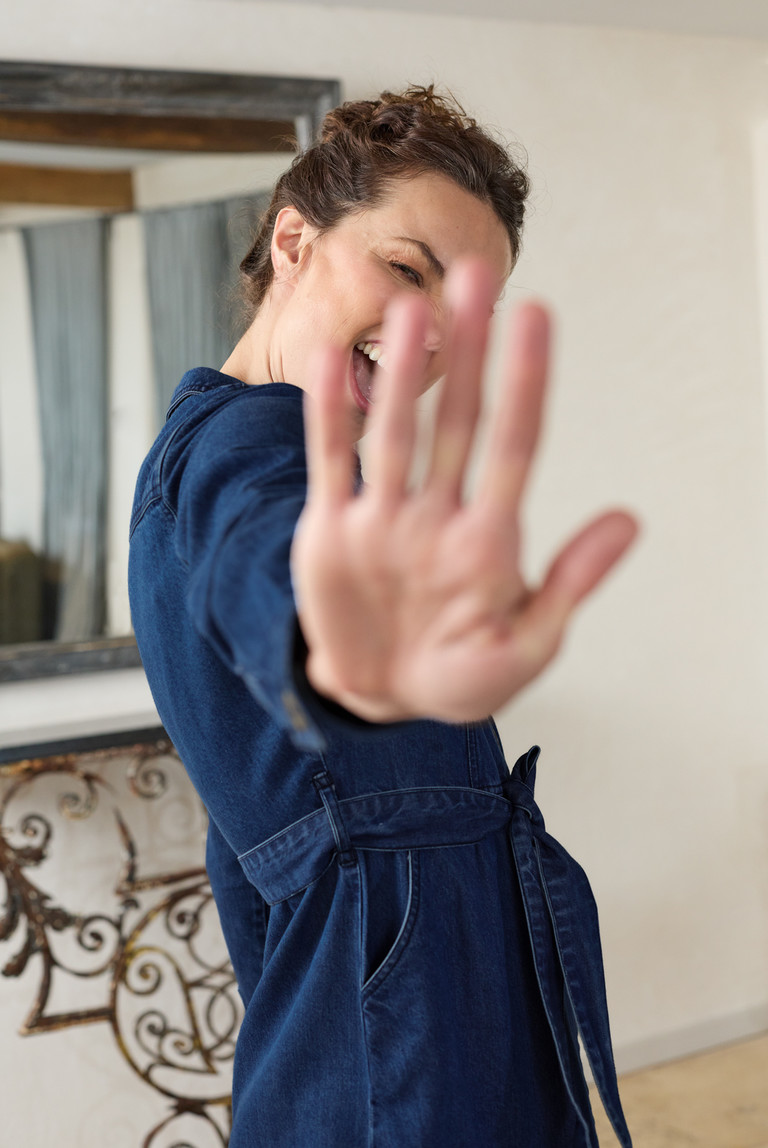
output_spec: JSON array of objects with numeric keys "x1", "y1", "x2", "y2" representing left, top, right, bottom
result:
[{"x1": 238, "y1": 745, "x2": 632, "y2": 1148}]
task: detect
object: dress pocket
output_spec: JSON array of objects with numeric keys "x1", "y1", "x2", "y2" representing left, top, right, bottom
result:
[{"x1": 359, "y1": 849, "x2": 419, "y2": 998}]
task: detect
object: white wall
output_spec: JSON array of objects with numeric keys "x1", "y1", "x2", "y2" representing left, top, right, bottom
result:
[{"x1": 3, "y1": 0, "x2": 768, "y2": 1078}]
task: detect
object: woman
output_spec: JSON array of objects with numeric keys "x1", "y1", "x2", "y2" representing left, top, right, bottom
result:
[{"x1": 129, "y1": 86, "x2": 637, "y2": 1147}]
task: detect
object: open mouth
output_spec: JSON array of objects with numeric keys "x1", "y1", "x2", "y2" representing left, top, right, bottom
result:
[{"x1": 351, "y1": 341, "x2": 387, "y2": 413}]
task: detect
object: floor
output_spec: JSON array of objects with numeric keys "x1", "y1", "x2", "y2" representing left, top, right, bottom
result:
[{"x1": 590, "y1": 1034, "x2": 768, "y2": 1147}]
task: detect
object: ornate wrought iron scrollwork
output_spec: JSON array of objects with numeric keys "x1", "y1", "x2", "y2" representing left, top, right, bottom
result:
[{"x1": 0, "y1": 738, "x2": 241, "y2": 1147}]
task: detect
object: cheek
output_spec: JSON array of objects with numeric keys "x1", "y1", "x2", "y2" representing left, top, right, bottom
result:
[{"x1": 294, "y1": 287, "x2": 347, "y2": 345}]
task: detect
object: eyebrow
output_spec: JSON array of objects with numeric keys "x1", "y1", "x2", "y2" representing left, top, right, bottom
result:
[{"x1": 394, "y1": 237, "x2": 445, "y2": 280}]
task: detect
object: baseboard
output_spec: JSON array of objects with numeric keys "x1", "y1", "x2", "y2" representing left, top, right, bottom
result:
[{"x1": 612, "y1": 1003, "x2": 768, "y2": 1075}]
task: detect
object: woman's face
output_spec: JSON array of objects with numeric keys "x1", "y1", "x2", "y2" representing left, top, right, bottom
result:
[{"x1": 267, "y1": 171, "x2": 513, "y2": 435}]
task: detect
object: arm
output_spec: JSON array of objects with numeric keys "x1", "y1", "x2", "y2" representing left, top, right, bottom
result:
[{"x1": 172, "y1": 388, "x2": 420, "y2": 750}]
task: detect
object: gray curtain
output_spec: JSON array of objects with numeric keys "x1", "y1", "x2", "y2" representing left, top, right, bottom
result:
[
  {"x1": 22, "y1": 218, "x2": 109, "y2": 643},
  {"x1": 143, "y1": 193, "x2": 270, "y2": 427}
]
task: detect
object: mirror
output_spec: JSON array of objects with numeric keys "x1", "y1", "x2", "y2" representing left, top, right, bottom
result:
[{"x1": 0, "y1": 61, "x2": 340, "y2": 682}]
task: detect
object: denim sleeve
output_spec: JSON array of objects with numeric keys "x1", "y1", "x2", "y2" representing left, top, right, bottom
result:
[{"x1": 168, "y1": 389, "x2": 419, "y2": 752}]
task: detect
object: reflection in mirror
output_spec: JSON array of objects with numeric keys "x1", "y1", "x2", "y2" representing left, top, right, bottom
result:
[{"x1": 0, "y1": 63, "x2": 340, "y2": 680}]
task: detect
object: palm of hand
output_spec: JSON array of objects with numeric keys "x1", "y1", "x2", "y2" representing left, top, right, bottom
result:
[{"x1": 291, "y1": 262, "x2": 637, "y2": 725}]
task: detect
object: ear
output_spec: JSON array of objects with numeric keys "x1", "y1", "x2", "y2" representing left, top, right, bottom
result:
[{"x1": 271, "y1": 206, "x2": 314, "y2": 280}]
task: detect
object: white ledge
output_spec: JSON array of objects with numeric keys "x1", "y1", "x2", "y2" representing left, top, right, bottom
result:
[{"x1": 0, "y1": 666, "x2": 159, "y2": 750}]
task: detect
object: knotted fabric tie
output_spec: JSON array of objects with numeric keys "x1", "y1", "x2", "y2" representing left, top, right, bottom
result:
[
  {"x1": 504, "y1": 746, "x2": 632, "y2": 1148},
  {"x1": 239, "y1": 748, "x2": 633, "y2": 1146}
]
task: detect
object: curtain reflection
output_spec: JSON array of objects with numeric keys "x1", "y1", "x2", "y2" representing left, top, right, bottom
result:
[
  {"x1": 0, "y1": 192, "x2": 269, "y2": 646},
  {"x1": 143, "y1": 194, "x2": 268, "y2": 426},
  {"x1": 22, "y1": 218, "x2": 109, "y2": 643}
]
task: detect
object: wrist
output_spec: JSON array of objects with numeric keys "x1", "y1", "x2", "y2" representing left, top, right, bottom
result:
[{"x1": 304, "y1": 650, "x2": 413, "y2": 725}]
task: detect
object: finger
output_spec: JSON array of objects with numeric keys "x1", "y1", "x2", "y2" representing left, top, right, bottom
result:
[
  {"x1": 303, "y1": 344, "x2": 356, "y2": 507},
  {"x1": 541, "y1": 509, "x2": 639, "y2": 607},
  {"x1": 424, "y1": 259, "x2": 496, "y2": 502},
  {"x1": 364, "y1": 293, "x2": 431, "y2": 503},
  {"x1": 475, "y1": 301, "x2": 550, "y2": 517},
  {"x1": 511, "y1": 510, "x2": 640, "y2": 670}
]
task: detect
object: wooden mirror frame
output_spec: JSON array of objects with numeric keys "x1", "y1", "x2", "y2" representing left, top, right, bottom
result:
[{"x1": 0, "y1": 61, "x2": 341, "y2": 682}]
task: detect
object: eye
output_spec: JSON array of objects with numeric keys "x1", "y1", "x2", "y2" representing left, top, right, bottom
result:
[{"x1": 391, "y1": 261, "x2": 423, "y2": 288}]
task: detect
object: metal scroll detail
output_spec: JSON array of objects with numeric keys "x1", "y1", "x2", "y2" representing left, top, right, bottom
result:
[{"x1": 0, "y1": 739, "x2": 242, "y2": 1147}]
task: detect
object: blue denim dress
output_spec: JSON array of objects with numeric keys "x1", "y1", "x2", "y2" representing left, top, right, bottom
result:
[{"x1": 128, "y1": 368, "x2": 632, "y2": 1148}]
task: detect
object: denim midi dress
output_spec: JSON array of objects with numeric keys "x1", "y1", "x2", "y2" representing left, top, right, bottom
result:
[{"x1": 128, "y1": 368, "x2": 633, "y2": 1148}]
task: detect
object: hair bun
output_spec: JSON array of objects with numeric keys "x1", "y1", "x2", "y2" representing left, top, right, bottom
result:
[
  {"x1": 320, "y1": 85, "x2": 457, "y2": 146},
  {"x1": 320, "y1": 99, "x2": 378, "y2": 142}
]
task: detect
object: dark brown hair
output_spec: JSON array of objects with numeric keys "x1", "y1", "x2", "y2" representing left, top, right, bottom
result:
[{"x1": 238, "y1": 84, "x2": 530, "y2": 323}]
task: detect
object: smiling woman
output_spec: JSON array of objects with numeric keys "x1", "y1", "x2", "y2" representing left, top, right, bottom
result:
[
  {"x1": 223, "y1": 170, "x2": 512, "y2": 432},
  {"x1": 128, "y1": 84, "x2": 637, "y2": 1148}
]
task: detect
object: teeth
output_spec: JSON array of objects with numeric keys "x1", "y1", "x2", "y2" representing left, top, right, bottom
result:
[{"x1": 355, "y1": 341, "x2": 387, "y2": 369}]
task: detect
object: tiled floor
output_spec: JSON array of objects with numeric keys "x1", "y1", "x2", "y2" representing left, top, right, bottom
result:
[{"x1": 590, "y1": 1033, "x2": 768, "y2": 1147}]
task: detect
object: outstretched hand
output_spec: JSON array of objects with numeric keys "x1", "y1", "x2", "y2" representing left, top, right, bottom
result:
[{"x1": 291, "y1": 261, "x2": 638, "y2": 724}]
